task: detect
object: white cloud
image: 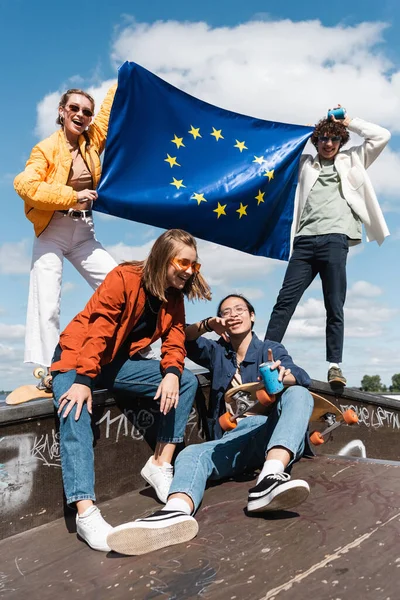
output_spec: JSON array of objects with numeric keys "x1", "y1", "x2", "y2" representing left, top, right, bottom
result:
[
  {"x1": 285, "y1": 280, "x2": 396, "y2": 341},
  {"x1": 0, "y1": 323, "x2": 25, "y2": 340},
  {"x1": 110, "y1": 19, "x2": 400, "y2": 132},
  {"x1": 106, "y1": 240, "x2": 154, "y2": 263},
  {"x1": 0, "y1": 239, "x2": 31, "y2": 274},
  {"x1": 106, "y1": 237, "x2": 279, "y2": 287},
  {"x1": 347, "y1": 280, "x2": 382, "y2": 298},
  {"x1": 196, "y1": 240, "x2": 279, "y2": 286}
]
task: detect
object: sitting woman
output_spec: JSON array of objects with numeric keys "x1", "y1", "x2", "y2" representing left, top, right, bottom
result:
[
  {"x1": 51, "y1": 229, "x2": 211, "y2": 552},
  {"x1": 14, "y1": 84, "x2": 118, "y2": 371}
]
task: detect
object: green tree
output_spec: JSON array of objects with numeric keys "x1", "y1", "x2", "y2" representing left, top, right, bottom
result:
[
  {"x1": 360, "y1": 375, "x2": 384, "y2": 393},
  {"x1": 390, "y1": 373, "x2": 400, "y2": 392}
]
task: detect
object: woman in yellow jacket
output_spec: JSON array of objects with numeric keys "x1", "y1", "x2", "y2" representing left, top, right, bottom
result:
[{"x1": 14, "y1": 84, "x2": 118, "y2": 369}]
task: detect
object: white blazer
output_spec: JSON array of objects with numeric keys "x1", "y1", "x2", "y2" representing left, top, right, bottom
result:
[{"x1": 290, "y1": 118, "x2": 391, "y2": 249}]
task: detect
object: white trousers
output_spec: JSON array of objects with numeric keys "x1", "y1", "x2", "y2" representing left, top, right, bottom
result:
[{"x1": 25, "y1": 212, "x2": 117, "y2": 367}]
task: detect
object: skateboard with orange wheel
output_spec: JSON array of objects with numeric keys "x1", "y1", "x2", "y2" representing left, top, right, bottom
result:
[
  {"x1": 220, "y1": 383, "x2": 358, "y2": 443},
  {"x1": 6, "y1": 367, "x2": 53, "y2": 405},
  {"x1": 220, "y1": 382, "x2": 276, "y2": 430},
  {"x1": 308, "y1": 392, "x2": 358, "y2": 445}
]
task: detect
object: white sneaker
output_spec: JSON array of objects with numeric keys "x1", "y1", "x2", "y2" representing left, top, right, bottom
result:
[
  {"x1": 107, "y1": 510, "x2": 198, "y2": 555},
  {"x1": 76, "y1": 506, "x2": 113, "y2": 552},
  {"x1": 140, "y1": 457, "x2": 173, "y2": 503}
]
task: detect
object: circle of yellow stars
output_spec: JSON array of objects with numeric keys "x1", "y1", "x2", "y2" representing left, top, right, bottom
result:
[{"x1": 164, "y1": 124, "x2": 275, "y2": 219}]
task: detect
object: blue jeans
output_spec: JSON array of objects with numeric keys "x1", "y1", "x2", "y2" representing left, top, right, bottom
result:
[
  {"x1": 266, "y1": 234, "x2": 349, "y2": 362},
  {"x1": 169, "y1": 386, "x2": 313, "y2": 512},
  {"x1": 52, "y1": 356, "x2": 198, "y2": 505}
]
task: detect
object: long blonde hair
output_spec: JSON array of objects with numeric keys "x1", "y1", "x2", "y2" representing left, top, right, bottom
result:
[{"x1": 125, "y1": 229, "x2": 211, "y2": 302}]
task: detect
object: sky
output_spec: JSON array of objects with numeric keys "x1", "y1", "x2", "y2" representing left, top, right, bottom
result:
[{"x1": 0, "y1": 0, "x2": 399, "y2": 390}]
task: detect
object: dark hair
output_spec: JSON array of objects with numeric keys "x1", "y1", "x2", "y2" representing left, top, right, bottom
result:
[
  {"x1": 217, "y1": 294, "x2": 255, "y2": 329},
  {"x1": 56, "y1": 88, "x2": 95, "y2": 126},
  {"x1": 311, "y1": 117, "x2": 350, "y2": 150},
  {"x1": 123, "y1": 229, "x2": 211, "y2": 302}
]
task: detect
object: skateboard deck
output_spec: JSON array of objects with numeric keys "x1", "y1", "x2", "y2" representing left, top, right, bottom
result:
[
  {"x1": 6, "y1": 367, "x2": 53, "y2": 405},
  {"x1": 6, "y1": 384, "x2": 53, "y2": 405},
  {"x1": 222, "y1": 382, "x2": 358, "y2": 444}
]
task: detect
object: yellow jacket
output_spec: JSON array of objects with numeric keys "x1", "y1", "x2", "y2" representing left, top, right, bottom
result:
[{"x1": 14, "y1": 84, "x2": 117, "y2": 237}]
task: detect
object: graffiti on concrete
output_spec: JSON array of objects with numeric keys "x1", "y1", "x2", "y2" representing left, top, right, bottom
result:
[
  {"x1": 30, "y1": 430, "x2": 61, "y2": 468},
  {"x1": 96, "y1": 407, "x2": 157, "y2": 442},
  {"x1": 340, "y1": 403, "x2": 400, "y2": 430}
]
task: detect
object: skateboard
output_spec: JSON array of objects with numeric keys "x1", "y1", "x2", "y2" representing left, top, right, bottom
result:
[
  {"x1": 221, "y1": 382, "x2": 358, "y2": 445},
  {"x1": 6, "y1": 367, "x2": 53, "y2": 405}
]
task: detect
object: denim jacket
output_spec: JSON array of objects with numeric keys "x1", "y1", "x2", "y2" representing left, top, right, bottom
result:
[{"x1": 186, "y1": 333, "x2": 311, "y2": 439}]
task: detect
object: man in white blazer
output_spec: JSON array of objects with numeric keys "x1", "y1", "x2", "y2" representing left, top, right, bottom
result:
[{"x1": 266, "y1": 108, "x2": 390, "y2": 385}]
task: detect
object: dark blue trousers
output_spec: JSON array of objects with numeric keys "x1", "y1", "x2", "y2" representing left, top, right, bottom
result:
[{"x1": 266, "y1": 234, "x2": 349, "y2": 363}]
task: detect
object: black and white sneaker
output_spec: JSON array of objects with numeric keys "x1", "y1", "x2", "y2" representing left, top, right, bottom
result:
[
  {"x1": 247, "y1": 472, "x2": 310, "y2": 513},
  {"x1": 107, "y1": 510, "x2": 198, "y2": 555}
]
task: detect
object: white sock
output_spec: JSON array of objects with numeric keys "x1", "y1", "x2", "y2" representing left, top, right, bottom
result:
[
  {"x1": 257, "y1": 459, "x2": 285, "y2": 484},
  {"x1": 78, "y1": 505, "x2": 97, "y2": 519},
  {"x1": 329, "y1": 362, "x2": 340, "y2": 369},
  {"x1": 162, "y1": 497, "x2": 192, "y2": 515}
]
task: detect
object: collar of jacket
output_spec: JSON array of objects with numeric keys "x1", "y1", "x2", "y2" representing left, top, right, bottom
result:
[
  {"x1": 58, "y1": 129, "x2": 90, "y2": 160},
  {"x1": 223, "y1": 332, "x2": 262, "y2": 364},
  {"x1": 312, "y1": 151, "x2": 347, "y2": 171}
]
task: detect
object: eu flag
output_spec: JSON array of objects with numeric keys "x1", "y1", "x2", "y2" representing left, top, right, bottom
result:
[{"x1": 96, "y1": 61, "x2": 312, "y2": 260}]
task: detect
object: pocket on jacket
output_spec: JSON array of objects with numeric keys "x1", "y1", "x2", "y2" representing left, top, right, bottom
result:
[{"x1": 347, "y1": 166, "x2": 364, "y2": 190}]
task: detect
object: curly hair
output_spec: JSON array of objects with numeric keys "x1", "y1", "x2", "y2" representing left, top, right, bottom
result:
[{"x1": 311, "y1": 118, "x2": 349, "y2": 150}]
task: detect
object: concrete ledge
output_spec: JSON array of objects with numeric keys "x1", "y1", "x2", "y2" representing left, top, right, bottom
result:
[{"x1": 0, "y1": 374, "x2": 211, "y2": 541}]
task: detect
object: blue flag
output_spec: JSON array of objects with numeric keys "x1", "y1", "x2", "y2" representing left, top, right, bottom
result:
[{"x1": 97, "y1": 62, "x2": 312, "y2": 260}]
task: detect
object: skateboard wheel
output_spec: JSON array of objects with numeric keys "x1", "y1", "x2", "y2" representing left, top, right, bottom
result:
[
  {"x1": 219, "y1": 411, "x2": 237, "y2": 431},
  {"x1": 343, "y1": 408, "x2": 358, "y2": 425},
  {"x1": 256, "y1": 389, "x2": 275, "y2": 406},
  {"x1": 310, "y1": 431, "x2": 324, "y2": 445},
  {"x1": 33, "y1": 367, "x2": 46, "y2": 379}
]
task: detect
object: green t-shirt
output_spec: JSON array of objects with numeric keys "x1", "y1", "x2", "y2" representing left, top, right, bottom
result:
[{"x1": 297, "y1": 159, "x2": 362, "y2": 240}]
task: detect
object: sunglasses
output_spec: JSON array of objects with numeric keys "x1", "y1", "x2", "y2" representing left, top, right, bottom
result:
[
  {"x1": 318, "y1": 135, "x2": 341, "y2": 143},
  {"x1": 171, "y1": 258, "x2": 201, "y2": 273},
  {"x1": 66, "y1": 103, "x2": 93, "y2": 118}
]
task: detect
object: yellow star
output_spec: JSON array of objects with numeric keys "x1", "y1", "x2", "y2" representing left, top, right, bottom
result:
[
  {"x1": 263, "y1": 169, "x2": 275, "y2": 181},
  {"x1": 236, "y1": 203, "x2": 248, "y2": 219},
  {"x1": 171, "y1": 134, "x2": 185, "y2": 149},
  {"x1": 255, "y1": 190, "x2": 265, "y2": 205},
  {"x1": 170, "y1": 177, "x2": 186, "y2": 190},
  {"x1": 253, "y1": 155, "x2": 264, "y2": 164},
  {"x1": 192, "y1": 192, "x2": 207, "y2": 205},
  {"x1": 210, "y1": 127, "x2": 224, "y2": 141},
  {"x1": 164, "y1": 154, "x2": 181, "y2": 168},
  {"x1": 213, "y1": 202, "x2": 227, "y2": 218},
  {"x1": 234, "y1": 140, "x2": 248, "y2": 152},
  {"x1": 188, "y1": 125, "x2": 202, "y2": 139}
]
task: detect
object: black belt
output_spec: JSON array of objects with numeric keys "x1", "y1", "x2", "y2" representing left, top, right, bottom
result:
[{"x1": 58, "y1": 209, "x2": 92, "y2": 218}]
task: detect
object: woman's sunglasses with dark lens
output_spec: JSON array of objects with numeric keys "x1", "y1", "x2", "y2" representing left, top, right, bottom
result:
[
  {"x1": 318, "y1": 135, "x2": 341, "y2": 143},
  {"x1": 67, "y1": 104, "x2": 93, "y2": 118},
  {"x1": 171, "y1": 258, "x2": 201, "y2": 273}
]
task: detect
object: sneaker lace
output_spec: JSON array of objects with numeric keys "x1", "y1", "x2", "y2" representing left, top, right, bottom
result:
[
  {"x1": 81, "y1": 508, "x2": 107, "y2": 532},
  {"x1": 269, "y1": 472, "x2": 290, "y2": 482}
]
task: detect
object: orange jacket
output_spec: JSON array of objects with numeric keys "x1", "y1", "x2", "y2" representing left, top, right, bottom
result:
[
  {"x1": 14, "y1": 83, "x2": 117, "y2": 237},
  {"x1": 51, "y1": 264, "x2": 187, "y2": 382}
]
